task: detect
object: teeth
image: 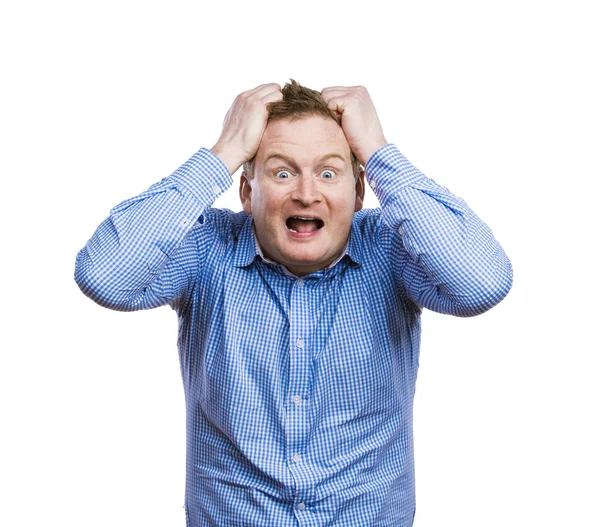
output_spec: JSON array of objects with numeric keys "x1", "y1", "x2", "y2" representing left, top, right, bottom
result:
[{"x1": 287, "y1": 216, "x2": 322, "y2": 234}]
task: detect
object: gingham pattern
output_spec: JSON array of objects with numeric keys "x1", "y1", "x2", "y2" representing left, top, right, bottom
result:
[{"x1": 75, "y1": 144, "x2": 513, "y2": 526}]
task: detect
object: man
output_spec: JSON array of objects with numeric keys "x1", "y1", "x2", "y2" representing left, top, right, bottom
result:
[{"x1": 75, "y1": 79, "x2": 513, "y2": 526}]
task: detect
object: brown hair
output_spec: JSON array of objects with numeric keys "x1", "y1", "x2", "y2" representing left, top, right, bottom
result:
[{"x1": 243, "y1": 79, "x2": 363, "y2": 180}]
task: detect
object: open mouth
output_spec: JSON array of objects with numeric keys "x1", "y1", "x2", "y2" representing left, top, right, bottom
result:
[{"x1": 285, "y1": 216, "x2": 324, "y2": 234}]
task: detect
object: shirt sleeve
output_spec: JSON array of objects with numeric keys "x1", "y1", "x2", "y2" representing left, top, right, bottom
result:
[
  {"x1": 74, "y1": 148, "x2": 232, "y2": 313},
  {"x1": 366, "y1": 143, "x2": 513, "y2": 317}
]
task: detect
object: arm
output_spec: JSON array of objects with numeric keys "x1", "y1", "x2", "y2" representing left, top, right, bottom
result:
[
  {"x1": 320, "y1": 84, "x2": 512, "y2": 317},
  {"x1": 366, "y1": 144, "x2": 513, "y2": 317},
  {"x1": 74, "y1": 149, "x2": 232, "y2": 312},
  {"x1": 74, "y1": 83, "x2": 284, "y2": 313}
]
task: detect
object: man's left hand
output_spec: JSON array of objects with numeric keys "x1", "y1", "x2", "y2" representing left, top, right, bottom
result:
[{"x1": 320, "y1": 85, "x2": 388, "y2": 167}]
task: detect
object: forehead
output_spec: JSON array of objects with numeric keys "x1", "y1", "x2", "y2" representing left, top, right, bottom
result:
[{"x1": 256, "y1": 115, "x2": 352, "y2": 166}]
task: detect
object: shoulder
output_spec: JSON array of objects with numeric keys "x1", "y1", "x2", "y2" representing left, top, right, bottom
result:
[
  {"x1": 196, "y1": 208, "x2": 248, "y2": 238},
  {"x1": 352, "y1": 207, "x2": 386, "y2": 240},
  {"x1": 351, "y1": 207, "x2": 399, "y2": 265}
]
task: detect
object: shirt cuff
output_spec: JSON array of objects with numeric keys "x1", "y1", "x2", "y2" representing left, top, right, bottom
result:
[
  {"x1": 168, "y1": 147, "x2": 233, "y2": 204},
  {"x1": 365, "y1": 143, "x2": 426, "y2": 209}
]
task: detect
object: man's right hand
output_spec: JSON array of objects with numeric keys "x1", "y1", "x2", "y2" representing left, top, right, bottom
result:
[{"x1": 211, "y1": 83, "x2": 283, "y2": 175}]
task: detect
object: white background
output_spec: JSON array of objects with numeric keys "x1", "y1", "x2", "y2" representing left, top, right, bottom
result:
[{"x1": 1, "y1": 1, "x2": 598, "y2": 525}]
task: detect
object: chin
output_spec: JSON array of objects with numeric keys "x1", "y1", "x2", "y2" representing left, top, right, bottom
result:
[{"x1": 285, "y1": 252, "x2": 333, "y2": 269}]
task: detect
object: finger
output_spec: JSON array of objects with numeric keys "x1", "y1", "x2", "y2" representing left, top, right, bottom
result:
[
  {"x1": 247, "y1": 83, "x2": 282, "y2": 100},
  {"x1": 320, "y1": 89, "x2": 350, "y2": 105},
  {"x1": 322, "y1": 94, "x2": 348, "y2": 115},
  {"x1": 321, "y1": 87, "x2": 349, "y2": 98},
  {"x1": 262, "y1": 91, "x2": 283, "y2": 119},
  {"x1": 324, "y1": 85, "x2": 367, "y2": 91},
  {"x1": 261, "y1": 89, "x2": 283, "y2": 105},
  {"x1": 322, "y1": 86, "x2": 369, "y2": 105},
  {"x1": 321, "y1": 86, "x2": 351, "y2": 94}
]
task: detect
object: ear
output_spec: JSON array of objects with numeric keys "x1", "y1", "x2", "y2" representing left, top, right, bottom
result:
[
  {"x1": 239, "y1": 171, "x2": 253, "y2": 215},
  {"x1": 354, "y1": 169, "x2": 365, "y2": 212}
]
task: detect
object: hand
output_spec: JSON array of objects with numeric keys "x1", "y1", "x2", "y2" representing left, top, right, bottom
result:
[
  {"x1": 211, "y1": 83, "x2": 283, "y2": 174},
  {"x1": 320, "y1": 85, "x2": 387, "y2": 167}
]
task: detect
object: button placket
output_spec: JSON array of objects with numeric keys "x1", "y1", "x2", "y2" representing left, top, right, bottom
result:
[{"x1": 287, "y1": 277, "x2": 312, "y2": 503}]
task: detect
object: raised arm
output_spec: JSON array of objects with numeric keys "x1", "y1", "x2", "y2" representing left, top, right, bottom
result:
[
  {"x1": 321, "y1": 85, "x2": 513, "y2": 317},
  {"x1": 366, "y1": 144, "x2": 513, "y2": 316},
  {"x1": 74, "y1": 83, "x2": 283, "y2": 313},
  {"x1": 74, "y1": 150, "x2": 231, "y2": 313}
]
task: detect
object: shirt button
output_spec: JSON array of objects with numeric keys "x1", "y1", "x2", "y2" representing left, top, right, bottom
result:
[
  {"x1": 297, "y1": 502, "x2": 306, "y2": 510},
  {"x1": 292, "y1": 454, "x2": 301, "y2": 463},
  {"x1": 369, "y1": 179, "x2": 377, "y2": 189},
  {"x1": 292, "y1": 395, "x2": 302, "y2": 405},
  {"x1": 211, "y1": 183, "x2": 221, "y2": 194},
  {"x1": 398, "y1": 226, "x2": 405, "y2": 236},
  {"x1": 296, "y1": 338, "x2": 304, "y2": 349},
  {"x1": 296, "y1": 279, "x2": 304, "y2": 287}
]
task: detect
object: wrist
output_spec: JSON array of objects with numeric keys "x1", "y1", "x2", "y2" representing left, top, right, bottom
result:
[
  {"x1": 210, "y1": 144, "x2": 245, "y2": 175},
  {"x1": 359, "y1": 139, "x2": 388, "y2": 167}
]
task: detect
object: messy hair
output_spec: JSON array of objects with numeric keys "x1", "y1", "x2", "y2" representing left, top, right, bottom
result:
[{"x1": 243, "y1": 79, "x2": 363, "y2": 180}]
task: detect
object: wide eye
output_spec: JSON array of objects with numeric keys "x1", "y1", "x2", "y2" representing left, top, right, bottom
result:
[
  {"x1": 320, "y1": 169, "x2": 335, "y2": 179},
  {"x1": 276, "y1": 170, "x2": 291, "y2": 179}
]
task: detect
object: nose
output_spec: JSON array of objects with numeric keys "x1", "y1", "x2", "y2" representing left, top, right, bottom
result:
[{"x1": 290, "y1": 174, "x2": 322, "y2": 206}]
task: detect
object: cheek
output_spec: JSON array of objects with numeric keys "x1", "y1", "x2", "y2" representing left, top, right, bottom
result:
[
  {"x1": 254, "y1": 200, "x2": 283, "y2": 230},
  {"x1": 261, "y1": 193, "x2": 287, "y2": 216},
  {"x1": 330, "y1": 203, "x2": 356, "y2": 232},
  {"x1": 331, "y1": 191, "x2": 356, "y2": 213}
]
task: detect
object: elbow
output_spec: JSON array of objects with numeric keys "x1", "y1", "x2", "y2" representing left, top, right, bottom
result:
[
  {"x1": 74, "y1": 249, "x2": 140, "y2": 312},
  {"x1": 454, "y1": 259, "x2": 514, "y2": 317}
]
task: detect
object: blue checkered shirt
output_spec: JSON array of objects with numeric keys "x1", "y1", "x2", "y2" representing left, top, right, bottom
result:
[{"x1": 74, "y1": 143, "x2": 513, "y2": 526}]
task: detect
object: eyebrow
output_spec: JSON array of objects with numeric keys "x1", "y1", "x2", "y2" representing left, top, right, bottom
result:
[{"x1": 263, "y1": 152, "x2": 347, "y2": 168}]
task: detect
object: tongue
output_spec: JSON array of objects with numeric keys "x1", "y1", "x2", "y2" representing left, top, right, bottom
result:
[{"x1": 288, "y1": 218, "x2": 319, "y2": 233}]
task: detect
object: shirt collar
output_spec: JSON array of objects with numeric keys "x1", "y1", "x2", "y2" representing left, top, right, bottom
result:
[{"x1": 233, "y1": 213, "x2": 363, "y2": 272}]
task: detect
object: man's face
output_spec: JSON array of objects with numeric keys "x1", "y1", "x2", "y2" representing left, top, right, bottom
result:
[{"x1": 239, "y1": 115, "x2": 365, "y2": 277}]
